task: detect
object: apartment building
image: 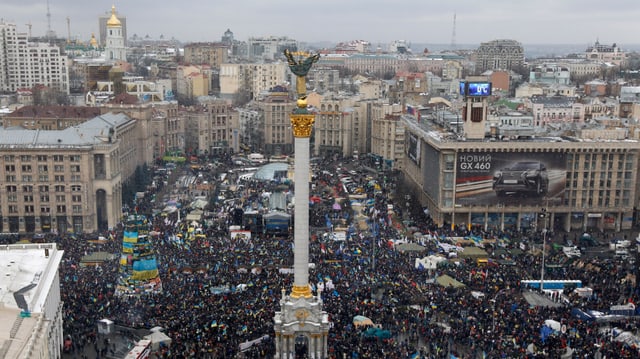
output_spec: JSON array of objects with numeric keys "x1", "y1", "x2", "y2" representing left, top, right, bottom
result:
[
  {"x1": 0, "y1": 21, "x2": 69, "y2": 94},
  {"x1": 183, "y1": 42, "x2": 229, "y2": 67},
  {"x1": 475, "y1": 39, "x2": 525, "y2": 73},
  {"x1": 184, "y1": 100, "x2": 239, "y2": 156},
  {"x1": 219, "y1": 62, "x2": 287, "y2": 101}
]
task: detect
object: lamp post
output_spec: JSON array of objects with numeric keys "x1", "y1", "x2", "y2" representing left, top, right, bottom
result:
[{"x1": 539, "y1": 208, "x2": 547, "y2": 292}]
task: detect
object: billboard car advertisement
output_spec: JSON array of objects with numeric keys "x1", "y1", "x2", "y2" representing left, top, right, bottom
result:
[{"x1": 455, "y1": 152, "x2": 566, "y2": 206}]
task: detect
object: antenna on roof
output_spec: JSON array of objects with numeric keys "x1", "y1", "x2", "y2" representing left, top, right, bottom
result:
[{"x1": 450, "y1": 12, "x2": 457, "y2": 50}]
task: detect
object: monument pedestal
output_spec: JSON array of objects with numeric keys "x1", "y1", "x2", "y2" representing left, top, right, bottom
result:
[{"x1": 274, "y1": 289, "x2": 330, "y2": 359}]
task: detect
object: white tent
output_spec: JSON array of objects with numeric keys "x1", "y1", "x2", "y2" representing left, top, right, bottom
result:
[
  {"x1": 144, "y1": 327, "x2": 172, "y2": 350},
  {"x1": 414, "y1": 255, "x2": 447, "y2": 270}
]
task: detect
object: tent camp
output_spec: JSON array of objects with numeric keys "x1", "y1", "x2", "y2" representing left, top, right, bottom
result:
[
  {"x1": 436, "y1": 274, "x2": 465, "y2": 288},
  {"x1": 144, "y1": 327, "x2": 172, "y2": 350}
]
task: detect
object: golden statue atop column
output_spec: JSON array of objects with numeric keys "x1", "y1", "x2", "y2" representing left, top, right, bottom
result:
[{"x1": 284, "y1": 49, "x2": 320, "y2": 138}]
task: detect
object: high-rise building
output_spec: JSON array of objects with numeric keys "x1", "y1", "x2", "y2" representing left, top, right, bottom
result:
[
  {"x1": 247, "y1": 36, "x2": 297, "y2": 61},
  {"x1": 475, "y1": 39, "x2": 524, "y2": 73},
  {"x1": 0, "y1": 21, "x2": 69, "y2": 94}
]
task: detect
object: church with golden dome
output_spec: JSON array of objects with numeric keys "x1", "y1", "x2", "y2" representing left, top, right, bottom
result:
[{"x1": 105, "y1": 5, "x2": 126, "y2": 61}]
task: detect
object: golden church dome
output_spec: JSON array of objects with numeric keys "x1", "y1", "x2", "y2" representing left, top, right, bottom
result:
[
  {"x1": 106, "y1": 5, "x2": 121, "y2": 27},
  {"x1": 89, "y1": 33, "x2": 98, "y2": 47}
]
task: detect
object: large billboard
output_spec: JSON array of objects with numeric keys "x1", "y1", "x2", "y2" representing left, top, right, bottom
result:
[
  {"x1": 455, "y1": 152, "x2": 566, "y2": 206},
  {"x1": 407, "y1": 132, "x2": 421, "y2": 165}
]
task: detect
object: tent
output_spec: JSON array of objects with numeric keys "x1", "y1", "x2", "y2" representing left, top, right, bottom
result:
[
  {"x1": 395, "y1": 242, "x2": 426, "y2": 253},
  {"x1": 457, "y1": 246, "x2": 488, "y2": 259},
  {"x1": 353, "y1": 315, "x2": 374, "y2": 328},
  {"x1": 144, "y1": 327, "x2": 172, "y2": 350},
  {"x1": 414, "y1": 255, "x2": 447, "y2": 270},
  {"x1": 362, "y1": 327, "x2": 391, "y2": 339},
  {"x1": 436, "y1": 274, "x2": 465, "y2": 288}
]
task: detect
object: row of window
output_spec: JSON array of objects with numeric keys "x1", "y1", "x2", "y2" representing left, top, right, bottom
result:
[
  {"x1": 5, "y1": 174, "x2": 81, "y2": 182},
  {"x1": 5, "y1": 164, "x2": 81, "y2": 172},
  {"x1": 6, "y1": 194, "x2": 82, "y2": 202},
  {"x1": 6, "y1": 205, "x2": 82, "y2": 214},
  {"x1": 4, "y1": 154, "x2": 80, "y2": 162},
  {"x1": 6, "y1": 184, "x2": 81, "y2": 192}
]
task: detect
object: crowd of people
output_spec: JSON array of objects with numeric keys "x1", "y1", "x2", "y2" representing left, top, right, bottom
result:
[{"x1": 48, "y1": 156, "x2": 640, "y2": 358}]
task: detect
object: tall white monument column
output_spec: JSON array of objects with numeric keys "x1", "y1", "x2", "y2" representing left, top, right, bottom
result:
[{"x1": 274, "y1": 50, "x2": 330, "y2": 359}]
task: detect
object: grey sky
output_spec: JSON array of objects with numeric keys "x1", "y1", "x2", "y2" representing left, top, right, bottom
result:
[{"x1": 3, "y1": 0, "x2": 640, "y2": 47}]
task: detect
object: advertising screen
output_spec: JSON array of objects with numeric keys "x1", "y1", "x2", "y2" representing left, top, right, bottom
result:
[
  {"x1": 467, "y1": 82, "x2": 492, "y2": 97},
  {"x1": 455, "y1": 152, "x2": 566, "y2": 206},
  {"x1": 459, "y1": 81, "x2": 466, "y2": 95},
  {"x1": 407, "y1": 132, "x2": 421, "y2": 164}
]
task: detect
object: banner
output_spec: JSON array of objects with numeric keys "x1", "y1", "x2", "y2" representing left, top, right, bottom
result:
[{"x1": 123, "y1": 230, "x2": 139, "y2": 243}]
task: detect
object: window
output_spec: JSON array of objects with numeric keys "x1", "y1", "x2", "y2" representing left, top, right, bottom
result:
[
  {"x1": 72, "y1": 205, "x2": 82, "y2": 214},
  {"x1": 39, "y1": 185, "x2": 49, "y2": 192},
  {"x1": 70, "y1": 165, "x2": 80, "y2": 172},
  {"x1": 24, "y1": 194, "x2": 34, "y2": 202},
  {"x1": 54, "y1": 185, "x2": 65, "y2": 192},
  {"x1": 56, "y1": 205, "x2": 66, "y2": 213},
  {"x1": 40, "y1": 194, "x2": 50, "y2": 202},
  {"x1": 21, "y1": 165, "x2": 32, "y2": 172},
  {"x1": 54, "y1": 175, "x2": 65, "y2": 182},
  {"x1": 54, "y1": 165, "x2": 64, "y2": 172},
  {"x1": 5, "y1": 165, "x2": 15, "y2": 172},
  {"x1": 5, "y1": 175, "x2": 15, "y2": 182},
  {"x1": 53, "y1": 155, "x2": 64, "y2": 162},
  {"x1": 8, "y1": 205, "x2": 18, "y2": 214},
  {"x1": 40, "y1": 206, "x2": 50, "y2": 214},
  {"x1": 55, "y1": 195, "x2": 66, "y2": 202},
  {"x1": 7, "y1": 194, "x2": 17, "y2": 203},
  {"x1": 71, "y1": 185, "x2": 81, "y2": 192},
  {"x1": 38, "y1": 165, "x2": 48, "y2": 173},
  {"x1": 70, "y1": 155, "x2": 80, "y2": 162},
  {"x1": 20, "y1": 155, "x2": 31, "y2": 161},
  {"x1": 72, "y1": 195, "x2": 82, "y2": 202},
  {"x1": 6, "y1": 185, "x2": 17, "y2": 192},
  {"x1": 22, "y1": 175, "x2": 32, "y2": 182},
  {"x1": 71, "y1": 175, "x2": 81, "y2": 182},
  {"x1": 22, "y1": 185, "x2": 33, "y2": 193},
  {"x1": 4, "y1": 155, "x2": 14, "y2": 162},
  {"x1": 37, "y1": 155, "x2": 47, "y2": 161},
  {"x1": 39, "y1": 174, "x2": 49, "y2": 182}
]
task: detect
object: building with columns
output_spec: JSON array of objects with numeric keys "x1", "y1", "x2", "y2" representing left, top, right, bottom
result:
[{"x1": 0, "y1": 113, "x2": 134, "y2": 233}]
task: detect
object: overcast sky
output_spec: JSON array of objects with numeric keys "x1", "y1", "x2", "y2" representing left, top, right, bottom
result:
[{"x1": 3, "y1": 0, "x2": 640, "y2": 48}]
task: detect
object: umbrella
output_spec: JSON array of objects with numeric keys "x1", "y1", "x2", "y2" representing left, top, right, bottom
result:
[{"x1": 353, "y1": 315, "x2": 374, "y2": 327}]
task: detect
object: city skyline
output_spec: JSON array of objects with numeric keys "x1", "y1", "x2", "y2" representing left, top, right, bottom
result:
[{"x1": 3, "y1": 0, "x2": 640, "y2": 48}]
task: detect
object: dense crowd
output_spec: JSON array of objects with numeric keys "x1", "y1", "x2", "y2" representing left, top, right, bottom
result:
[{"x1": 51, "y1": 157, "x2": 640, "y2": 358}]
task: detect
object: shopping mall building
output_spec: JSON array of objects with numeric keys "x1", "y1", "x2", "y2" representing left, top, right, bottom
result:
[{"x1": 402, "y1": 81, "x2": 640, "y2": 233}]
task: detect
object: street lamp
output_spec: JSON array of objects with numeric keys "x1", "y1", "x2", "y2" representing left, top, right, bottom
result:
[{"x1": 539, "y1": 209, "x2": 547, "y2": 292}]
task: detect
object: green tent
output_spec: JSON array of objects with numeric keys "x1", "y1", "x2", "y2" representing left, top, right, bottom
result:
[{"x1": 436, "y1": 274, "x2": 465, "y2": 288}]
